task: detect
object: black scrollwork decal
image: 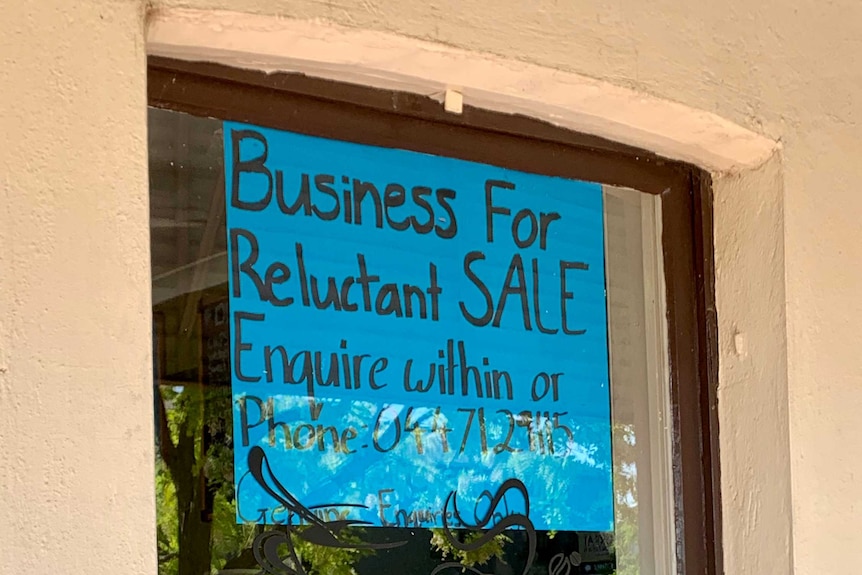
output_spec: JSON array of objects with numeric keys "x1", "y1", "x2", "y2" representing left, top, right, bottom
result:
[
  {"x1": 247, "y1": 446, "x2": 535, "y2": 575},
  {"x1": 248, "y1": 446, "x2": 406, "y2": 575},
  {"x1": 432, "y1": 478, "x2": 536, "y2": 575}
]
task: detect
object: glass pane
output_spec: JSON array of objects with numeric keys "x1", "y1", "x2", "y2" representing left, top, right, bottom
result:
[
  {"x1": 149, "y1": 106, "x2": 673, "y2": 575},
  {"x1": 604, "y1": 187, "x2": 674, "y2": 575}
]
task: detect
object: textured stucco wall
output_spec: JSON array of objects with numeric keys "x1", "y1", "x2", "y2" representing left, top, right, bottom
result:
[
  {"x1": 3, "y1": 0, "x2": 856, "y2": 573},
  {"x1": 713, "y1": 155, "x2": 789, "y2": 574},
  {"x1": 0, "y1": 1, "x2": 154, "y2": 574}
]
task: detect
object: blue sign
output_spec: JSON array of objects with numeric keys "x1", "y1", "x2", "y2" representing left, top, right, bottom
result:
[{"x1": 225, "y1": 121, "x2": 613, "y2": 532}]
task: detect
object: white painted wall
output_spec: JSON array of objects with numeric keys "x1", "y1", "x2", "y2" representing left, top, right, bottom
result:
[{"x1": 3, "y1": 0, "x2": 856, "y2": 573}]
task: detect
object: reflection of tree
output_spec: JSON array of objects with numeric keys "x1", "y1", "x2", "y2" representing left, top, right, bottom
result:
[
  {"x1": 153, "y1": 290, "x2": 622, "y2": 575},
  {"x1": 252, "y1": 525, "x2": 375, "y2": 575},
  {"x1": 156, "y1": 375, "x2": 378, "y2": 575},
  {"x1": 154, "y1": 288, "x2": 383, "y2": 575},
  {"x1": 155, "y1": 381, "x2": 529, "y2": 575},
  {"x1": 157, "y1": 382, "x2": 214, "y2": 575},
  {"x1": 154, "y1": 383, "x2": 623, "y2": 575},
  {"x1": 293, "y1": 527, "x2": 375, "y2": 574},
  {"x1": 154, "y1": 289, "x2": 252, "y2": 575},
  {"x1": 430, "y1": 529, "x2": 510, "y2": 569},
  {"x1": 611, "y1": 422, "x2": 638, "y2": 575}
]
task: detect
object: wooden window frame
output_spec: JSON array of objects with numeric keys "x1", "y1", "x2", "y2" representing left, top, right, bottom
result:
[{"x1": 147, "y1": 56, "x2": 722, "y2": 575}]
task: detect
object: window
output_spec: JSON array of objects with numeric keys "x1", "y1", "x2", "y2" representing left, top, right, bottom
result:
[{"x1": 148, "y1": 57, "x2": 720, "y2": 575}]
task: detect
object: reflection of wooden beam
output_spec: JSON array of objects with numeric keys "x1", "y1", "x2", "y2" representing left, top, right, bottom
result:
[
  {"x1": 152, "y1": 251, "x2": 227, "y2": 283},
  {"x1": 157, "y1": 379, "x2": 232, "y2": 389},
  {"x1": 180, "y1": 173, "x2": 225, "y2": 337},
  {"x1": 175, "y1": 114, "x2": 191, "y2": 269}
]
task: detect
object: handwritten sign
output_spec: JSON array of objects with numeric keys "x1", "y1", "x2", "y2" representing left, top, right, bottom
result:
[{"x1": 225, "y1": 122, "x2": 613, "y2": 532}]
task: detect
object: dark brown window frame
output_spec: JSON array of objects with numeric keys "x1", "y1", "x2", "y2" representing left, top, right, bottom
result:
[{"x1": 147, "y1": 56, "x2": 722, "y2": 575}]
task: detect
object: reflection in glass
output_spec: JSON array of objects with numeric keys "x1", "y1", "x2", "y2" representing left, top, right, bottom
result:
[{"x1": 149, "y1": 107, "x2": 671, "y2": 574}]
